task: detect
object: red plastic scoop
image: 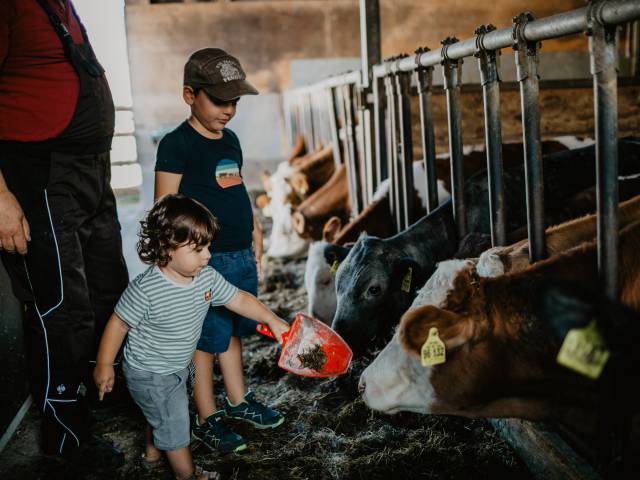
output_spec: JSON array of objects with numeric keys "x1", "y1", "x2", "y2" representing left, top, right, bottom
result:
[{"x1": 256, "y1": 313, "x2": 353, "y2": 378}]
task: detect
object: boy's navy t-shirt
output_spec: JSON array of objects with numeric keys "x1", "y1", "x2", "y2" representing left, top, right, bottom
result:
[{"x1": 155, "y1": 121, "x2": 253, "y2": 252}]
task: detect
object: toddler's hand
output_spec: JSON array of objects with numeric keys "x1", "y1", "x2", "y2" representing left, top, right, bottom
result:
[
  {"x1": 267, "y1": 317, "x2": 290, "y2": 345},
  {"x1": 93, "y1": 363, "x2": 115, "y2": 401}
]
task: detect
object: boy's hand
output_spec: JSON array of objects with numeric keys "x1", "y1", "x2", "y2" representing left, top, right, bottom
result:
[
  {"x1": 267, "y1": 317, "x2": 290, "y2": 344},
  {"x1": 93, "y1": 363, "x2": 115, "y2": 401}
]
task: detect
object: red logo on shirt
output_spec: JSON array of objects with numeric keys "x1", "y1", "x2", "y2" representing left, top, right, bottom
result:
[{"x1": 204, "y1": 289, "x2": 212, "y2": 301}]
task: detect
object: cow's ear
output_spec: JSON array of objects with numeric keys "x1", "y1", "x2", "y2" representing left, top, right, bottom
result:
[
  {"x1": 323, "y1": 244, "x2": 350, "y2": 266},
  {"x1": 399, "y1": 305, "x2": 472, "y2": 357},
  {"x1": 322, "y1": 217, "x2": 343, "y2": 243},
  {"x1": 391, "y1": 258, "x2": 426, "y2": 294}
]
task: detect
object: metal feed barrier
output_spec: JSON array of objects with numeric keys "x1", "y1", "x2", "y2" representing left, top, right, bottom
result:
[{"x1": 283, "y1": 1, "x2": 640, "y2": 476}]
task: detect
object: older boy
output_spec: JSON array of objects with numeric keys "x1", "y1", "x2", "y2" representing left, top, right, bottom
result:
[{"x1": 154, "y1": 49, "x2": 284, "y2": 453}]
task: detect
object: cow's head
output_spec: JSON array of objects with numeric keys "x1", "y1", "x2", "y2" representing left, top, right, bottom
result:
[
  {"x1": 329, "y1": 235, "x2": 427, "y2": 355},
  {"x1": 304, "y1": 241, "x2": 340, "y2": 324},
  {"x1": 359, "y1": 330, "x2": 434, "y2": 414},
  {"x1": 359, "y1": 272, "x2": 480, "y2": 416}
]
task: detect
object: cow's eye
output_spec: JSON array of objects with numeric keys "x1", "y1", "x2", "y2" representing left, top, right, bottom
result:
[{"x1": 367, "y1": 285, "x2": 381, "y2": 296}]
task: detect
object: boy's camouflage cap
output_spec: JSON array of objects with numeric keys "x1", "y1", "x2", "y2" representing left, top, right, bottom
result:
[{"x1": 184, "y1": 48, "x2": 258, "y2": 101}]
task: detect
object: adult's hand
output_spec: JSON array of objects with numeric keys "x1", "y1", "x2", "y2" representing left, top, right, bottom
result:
[{"x1": 0, "y1": 189, "x2": 31, "y2": 254}]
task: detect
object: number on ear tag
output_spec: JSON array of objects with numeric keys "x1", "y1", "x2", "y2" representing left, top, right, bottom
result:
[
  {"x1": 421, "y1": 327, "x2": 446, "y2": 367},
  {"x1": 556, "y1": 320, "x2": 610, "y2": 380},
  {"x1": 330, "y1": 260, "x2": 340, "y2": 276},
  {"x1": 401, "y1": 267, "x2": 412, "y2": 292}
]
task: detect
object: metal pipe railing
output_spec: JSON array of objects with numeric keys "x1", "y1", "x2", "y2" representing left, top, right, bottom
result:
[
  {"x1": 395, "y1": 69, "x2": 414, "y2": 230},
  {"x1": 372, "y1": 0, "x2": 640, "y2": 78},
  {"x1": 372, "y1": 75, "x2": 388, "y2": 192},
  {"x1": 414, "y1": 50, "x2": 439, "y2": 214},
  {"x1": 384, "y1": 72, "x2": 401, "y2": 231},
  {"x1": 476, "y1": 24, "x2": 507, "y2": 247},
  {"x1": 514, "y1": 12, "x2": 546, "y2": 263},
  {"x1": 442, "y1": 37, "x2": 467, "y2": 238},
  {"x1": 589, "y1": 3, "x2": 620, "y2": 301}
]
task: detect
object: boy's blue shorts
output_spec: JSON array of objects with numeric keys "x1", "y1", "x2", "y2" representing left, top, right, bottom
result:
[{"x1": 197, "y1": 247, "x2": 258, "y2": 354}]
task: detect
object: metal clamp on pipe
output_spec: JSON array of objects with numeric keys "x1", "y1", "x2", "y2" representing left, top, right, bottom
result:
[
  {"x1": 512, "y1": 12, "x2": 540, "y2": 82},
  {"x1": 441, "y1": 36, "x2": 462, "y2": 88},
  {"x1": 475, "y1": 24, "x2": 500, "y2": 85}
]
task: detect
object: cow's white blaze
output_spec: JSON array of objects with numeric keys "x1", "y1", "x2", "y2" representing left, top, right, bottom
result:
[
  {"x1": 360, "y1": 330, "x2": 435, "y2": 414},
  {"x1": 304, "y1": 241, "x2": 336, "y2": 324},
  {"x1": 476, "y1": 248, "x2": 506, "y2": 278},
  {"x1": 412, "y1": 259, "x2": 473, "y2": 308}
]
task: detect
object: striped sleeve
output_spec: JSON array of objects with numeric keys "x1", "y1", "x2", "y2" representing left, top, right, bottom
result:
[
  {"x1": 208, "y1": 268, "x2": 238, "y2": 307},
  {"x1": 114, "y1": 277, "x2": 150, "y2": 328}
]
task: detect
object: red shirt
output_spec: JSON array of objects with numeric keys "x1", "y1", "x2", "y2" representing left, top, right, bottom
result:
[{"x1": 0, "y1": 0, "x2": 84, "y2": 141}]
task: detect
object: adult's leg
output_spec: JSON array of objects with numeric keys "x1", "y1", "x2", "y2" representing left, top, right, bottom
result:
[{"x1": 0, "y1": 150, "x2": 111, "y2": 454}]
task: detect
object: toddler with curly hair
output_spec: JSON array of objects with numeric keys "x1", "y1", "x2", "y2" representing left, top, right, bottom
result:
[{"x1": 93, "y1": 194, "x2": 289, "y2": 480}]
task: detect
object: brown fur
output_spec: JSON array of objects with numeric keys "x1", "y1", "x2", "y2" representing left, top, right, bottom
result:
[
  {"x1": 289, "y1": 146, "x2": 335, "y2": 197},
  {"x1": 292, "y1": 163, "x2": 350, "y2": 239},
  {"x1": 399, "y1": 221, "x2": 640, "y2": 423},
  {"x1": 286, "y1": 134, "x2": 307, "y2": 165},
  {"x1": 499, "y1": 195, "x2": 640, "y2": 274},
  {"x1": 322, "y1": 216, "x2": 343, "y2": 243},
  {"x1": 332, "y1": 194, "x2": 393, "y2": 245}
]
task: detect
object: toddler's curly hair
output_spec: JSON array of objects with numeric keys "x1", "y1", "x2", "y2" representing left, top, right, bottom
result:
[{"x1": 137, "y1": 194, "x2": 219, "y2": 267}]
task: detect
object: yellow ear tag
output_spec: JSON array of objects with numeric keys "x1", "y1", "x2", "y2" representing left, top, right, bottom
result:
[
  {"x1": 421, "y1": 327, "x2": 446, "y2": 367},
  {"x1": 330, "y1": 260, "x2": 340, "y2": 276},
  {"x1": 401, "y1": 267, "x2": 412, "y2": 292},
  {"x1": 556, "y1": 320, "x2": 610, "y2": 380}
]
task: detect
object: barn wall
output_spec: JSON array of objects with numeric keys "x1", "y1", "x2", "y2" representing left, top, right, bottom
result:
[
  {"x1": 411, "y1": 85, "x2": 640, "y2": 155},
  {"x1": 124, "y1": 0, "x2": 590, "y2": 173}
]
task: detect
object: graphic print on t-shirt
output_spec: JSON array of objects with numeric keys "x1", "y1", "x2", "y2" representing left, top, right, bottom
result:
[{"x1": 215, "y1": 159, "x2": 242, "y2": 188}]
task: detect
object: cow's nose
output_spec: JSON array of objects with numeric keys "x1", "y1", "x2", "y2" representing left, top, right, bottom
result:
[{"x1": 357, "y1": 377, "x2": 365, "y2": 394}]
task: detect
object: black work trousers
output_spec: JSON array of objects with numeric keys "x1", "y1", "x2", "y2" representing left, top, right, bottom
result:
[{"x1": 0, "y1": 149, "x2": 128, "y2": 454}]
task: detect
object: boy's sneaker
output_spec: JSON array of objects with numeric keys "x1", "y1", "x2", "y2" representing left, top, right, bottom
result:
[
  {"x1": 191, "y1": 410, "x2": 247, "y2": 454},
  {"x1": 224, "y1": 391, "x2": 284, "y2": 429}
]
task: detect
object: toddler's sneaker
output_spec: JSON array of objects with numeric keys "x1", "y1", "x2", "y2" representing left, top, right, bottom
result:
[
  {"x1": 191, "y1": 410, "x2": 247, "y2": 454},
  {"x1": 224, "y1": 390, "x2": 284, "y2": 429}
]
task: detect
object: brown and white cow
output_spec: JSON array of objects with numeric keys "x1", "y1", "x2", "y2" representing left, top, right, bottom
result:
[
  {"x1": 292, "y1": 163, "x2": 350, "y2": 240},
  {"x1": 360, "y1": 220, "x2": 640, "y2": 425},
  {"x1": 477, "y1": 194, "x2": 640, "y2": 277},
  {"x1": 263, "y1": 143, "x2": 333, "y2": 259},
  {"x1": 288, "y1": 145, "x2": 335, "y2": 198}
]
